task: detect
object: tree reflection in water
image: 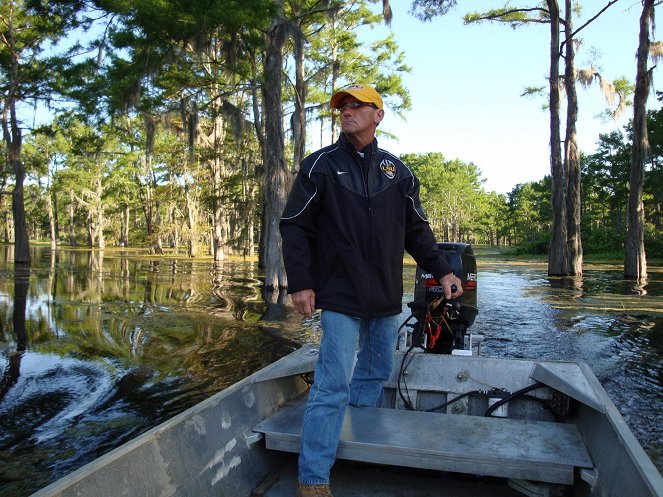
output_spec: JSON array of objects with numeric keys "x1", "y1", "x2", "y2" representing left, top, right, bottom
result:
[
  {"x1": 0, "y1": 262, "x2": 28, "y2": 404},
  {"x1": 0, "y1": 247, "x2": 300, "y2": 496}
]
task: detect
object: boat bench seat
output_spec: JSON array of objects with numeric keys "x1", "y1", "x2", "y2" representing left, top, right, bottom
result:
[{"x1": 253, "y1": 399, "x2": 593, "y2": 485}]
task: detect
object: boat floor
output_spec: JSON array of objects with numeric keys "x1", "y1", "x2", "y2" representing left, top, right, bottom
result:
[
  {"x1": 255, "y1": 397, "x2": 591, "y2": 485},
  {"x1": 259, "y1": 455, "x2": 523, "y2": 497}
]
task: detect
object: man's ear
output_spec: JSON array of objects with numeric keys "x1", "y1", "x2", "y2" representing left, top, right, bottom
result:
[{"x1": 375, "y1": 109, "x2": 385, "y2": 126}]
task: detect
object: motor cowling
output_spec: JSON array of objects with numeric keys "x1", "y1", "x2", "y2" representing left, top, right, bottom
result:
[{"x1": 413, "y1": 242, "x2": 478, "y2": 353}]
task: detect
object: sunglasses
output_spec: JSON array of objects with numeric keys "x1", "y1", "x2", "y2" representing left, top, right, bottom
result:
[{"x1": 337, "y1": 101, "x2": 378, "y2": 111}]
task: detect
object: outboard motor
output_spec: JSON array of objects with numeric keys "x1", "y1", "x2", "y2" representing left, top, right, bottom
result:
[{"x1": 406, "y1": 242, "x2": 478, "y2": 354}]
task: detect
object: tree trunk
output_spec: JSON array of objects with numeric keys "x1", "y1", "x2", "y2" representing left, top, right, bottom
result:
[
  {"x1": 3, "y1": 102, "x2": 29, "y2": 263},
  {"x1": 180, "y1": 100, "x2": 200, "y2": 258},
  {"x1": 87, "y1": 212, "x2": 94, "y2": 247},
  {"x1": 211, "y1": 180, "x2": 225, "y2": 261},
  {"x1": 262, "y1": 5, "x2": 291, "y2": 291},
  {"x1": 141, "y1": 114, "x2": 163, "y2": 255},
  {"x1": 330, "y1": 15, "x2": 340, "y2": 143},
  {"x1": 184, "y1": 182, "x2": 197, "y2": 257},
  {"x1": 210, "y1": 110, "x2": 226, "y2": 262},
  {"x1": 97, "y1": 210, "x2": 105, "y2": 249},
  {"x1": 48, "y1": 189, "x2": 57, "y2": 249},
  {"x1": 1, "y1": 3, "x2": 29, "y2": 264},
  {"x1": 292, "y1": 23, "x2": 307, "y2": 169},
  {"x1": 239, "y1": 157, "x2": 256, "y2": 258},
  {"x1": 124, "y1": 205, "x2": 130, "y2": 247},
  {"x1": 250, "y1": 57, "x2": 267, "y2": 268},
  {"x1": 547, "y1": 0, "x2": 569, "y2": 276},
  {"x1": 10, "y1": 158, "x2": 29, "y2": 263},
  {"x1": 221, "y1": 212, "x2": 231, "y2": 256},
  {"x1": 68, "y1": 195, "x2": 76, "y2": 246},
  {"x1": 119, "y1": 204, "x2": 129, "y2": 247},
  {"x1": 168, "y1": 203, "x2": 178, "y2": 250},
  {"x1": 246, "y1": 213, "x2": 255, "y2": 257},
  {"x1": 624, "y1": 0, "x2": 652, "y2": 280},
  {"x1": 563, "y1": 0, "x2": 582, "y2": 276},
  {"x1": 96, "y1": 177, "x2": 105, "y2": 249},
  {"x1": 2, "y1": 194, "x2": 11, "y2": 243}
]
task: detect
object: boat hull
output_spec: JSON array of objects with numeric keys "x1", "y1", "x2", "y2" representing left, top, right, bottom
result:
[
  {"x1": 30, "y1": 348, "x2": 663, "y2": 497},
  {"x1": 30, "y1": 347, "x2": 315, "y2": 497}
]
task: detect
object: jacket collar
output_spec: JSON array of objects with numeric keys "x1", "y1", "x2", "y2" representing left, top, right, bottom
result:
[{"x1": 338, "y1": 132, "x2": 378, "y2": 155}]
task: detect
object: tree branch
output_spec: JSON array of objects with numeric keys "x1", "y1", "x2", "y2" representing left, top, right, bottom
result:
[
  {"x1": 465, "y1": 7, "x2": 552, "y2": 26},
  {"x1": 560, "y1": 0, "x2": 621, "y2": 54}
]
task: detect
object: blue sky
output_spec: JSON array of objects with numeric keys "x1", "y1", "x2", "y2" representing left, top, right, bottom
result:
[{"x1": 356, "y1": 1, "x2": 658, "y2": 194}]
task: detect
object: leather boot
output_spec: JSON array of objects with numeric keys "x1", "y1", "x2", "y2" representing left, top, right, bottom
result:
[{"x1": 295, "y1": 482, "x2": 333, "y2": 497}]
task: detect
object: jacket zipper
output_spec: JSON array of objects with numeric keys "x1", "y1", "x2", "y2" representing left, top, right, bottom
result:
[
  {"x1": 364, "y1": 147, "x2": 379, "y2": 318},
  {"x1": 350, "y1": 141, "x2": 380, "y2": 318}
]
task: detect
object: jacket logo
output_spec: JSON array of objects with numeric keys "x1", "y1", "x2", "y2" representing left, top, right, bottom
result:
[{"x1": 380, "y1": 159, "x2": 396, "y2": 179}]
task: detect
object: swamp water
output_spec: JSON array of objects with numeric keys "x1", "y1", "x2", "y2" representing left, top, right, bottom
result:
[{"x1": 0, "y1": 246, "x2": 661, "y2": 496}]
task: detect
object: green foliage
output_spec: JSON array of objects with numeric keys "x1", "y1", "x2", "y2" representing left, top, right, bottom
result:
[
  {"x1": 643, "y1": 96, "x2": 663, "y2": 253},
  {"x1": 0, "y1": 0, "x2": 90, "y2": 103},
  {"x1": 303, "y1": 0, "x2": 412, "y2": 126},
  {"x1": 410, "y1": 0, "x2": 458, "y2": 22},
  {"x1": 483, "y1": 191, "x2": 510, "y2": 245},
  {"x1": 645, "y1": 234, "x2": 663, "y2": 259},
  {"x1": 506, "y1": 178, "x2": 551, "y2": 245},
  {"x1": 401, "y1": 152, "x2": 493, "y2": 243},
  {"x1": 521, "y1": 86, "x2": 547, "y2": 98},
  {"x1": 581, "y1": 130, "x2": 630, "y2": 235},
  {"x1": 581, "y1": 227, "x2": 623, "y2": 255},
  {"x1": 577, "y1": 100, "x2": 663, "y2": 258},
  {"x1": 71, "y1": 0, "x2": 275, "y2": 120},
  {"x1": 464, "y1": 5, "x2": 550, "y2": 28},
  {"x1": 513, "y1": 232, "x2": 550, "y2": 256}
]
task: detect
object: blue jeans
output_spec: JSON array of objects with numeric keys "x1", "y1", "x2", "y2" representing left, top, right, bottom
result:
[{"x1": 298, "y1": 310, "x2": 399, "y2": 485}]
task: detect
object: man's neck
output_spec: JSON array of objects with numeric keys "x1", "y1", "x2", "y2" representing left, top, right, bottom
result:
[{"x1": 344, "y1": 132, "x2": 374, "y2": 151}]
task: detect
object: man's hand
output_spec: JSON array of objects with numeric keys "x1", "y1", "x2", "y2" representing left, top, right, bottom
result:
[
  {"x1": 291, "y1": 289, "x2": 316, "y2": 317},
  {"x1": 439, "y1": 272, "x2": 463, "y2": 300}
]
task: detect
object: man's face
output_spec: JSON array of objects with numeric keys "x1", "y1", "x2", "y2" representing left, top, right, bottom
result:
[{"x1": 339, "y1": 97, "x2": 384, "y2": 138}]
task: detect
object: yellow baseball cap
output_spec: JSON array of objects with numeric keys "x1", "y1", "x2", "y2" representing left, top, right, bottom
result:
[{"x1": 330, "y1": 84, "x2": 383, "y2": 110}]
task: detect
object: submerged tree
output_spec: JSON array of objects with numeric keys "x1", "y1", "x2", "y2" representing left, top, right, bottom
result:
[
  {"x1": 624, "y1": 0, "x2": 655, "y2": 281},
  {"x1": 461, "y1": 1, "x2": 624, "y2": 276},
  {"x1": 411, "y1": 0, "x2": 571, "y2": 273},
  {"x1": 262, "y1": 0, "x2": 291, "y2": 292}
]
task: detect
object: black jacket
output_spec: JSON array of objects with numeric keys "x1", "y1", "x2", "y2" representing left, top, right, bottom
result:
[{"x1": 280, "y1": 133, "x2": 453, "y2": 318}]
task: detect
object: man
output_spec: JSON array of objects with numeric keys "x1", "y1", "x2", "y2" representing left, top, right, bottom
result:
[{"x1": 280, "y1": 84, "x2": 463, "y2": 497}]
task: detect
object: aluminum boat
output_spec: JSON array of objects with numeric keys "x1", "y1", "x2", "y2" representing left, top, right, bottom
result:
[{"x1": 31, "y1": 345, "x2": 663, "y2": 497}]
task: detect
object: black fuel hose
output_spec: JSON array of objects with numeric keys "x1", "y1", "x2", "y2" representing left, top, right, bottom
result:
[
  {"x1": 425, "y1": 390, "x2": 483, "y2": 413},
  {"x1": 483, "y1": 382, "x2": 547, "y2": 417},
  {"x1": 397, "y1": 343, "x2": 419, "y2": 410}
]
